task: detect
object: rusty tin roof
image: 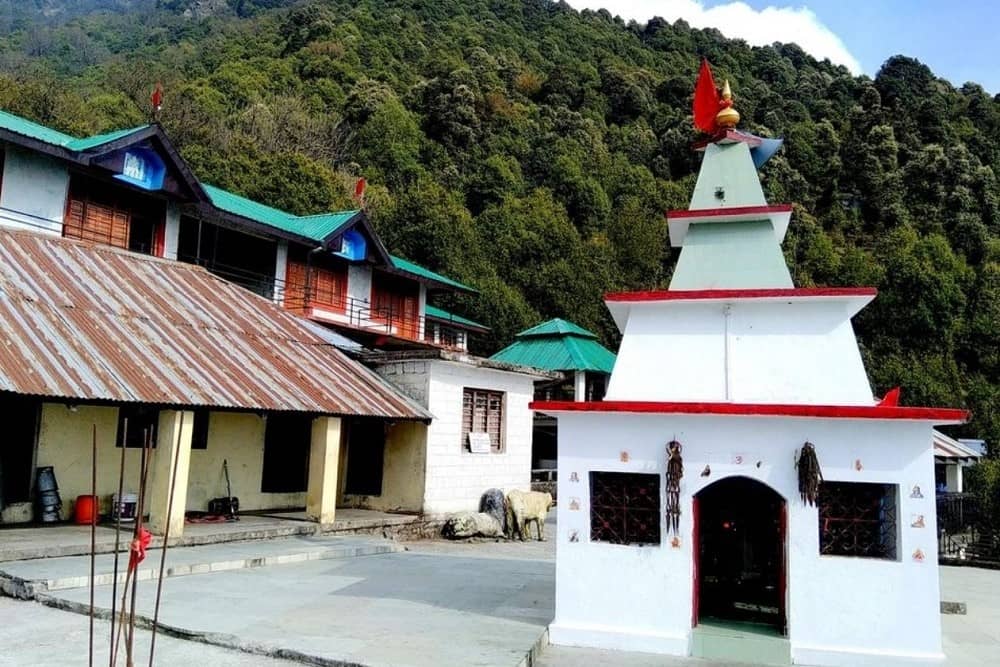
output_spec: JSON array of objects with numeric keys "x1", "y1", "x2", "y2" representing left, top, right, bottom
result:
[{"x1": 0, "y1": 229, "x2": 431, "y2": 420}]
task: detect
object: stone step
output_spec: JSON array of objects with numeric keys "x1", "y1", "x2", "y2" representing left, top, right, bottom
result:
[
  {"x1": 691, "y1": 621, "x2": 791, "y2": 666},
  {"x1": 0, "y1": 535, "x2": 402, "y2": 599}
]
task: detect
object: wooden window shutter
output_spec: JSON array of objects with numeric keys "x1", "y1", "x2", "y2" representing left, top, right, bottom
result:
[{"x1": 461, "y1": 388, "x2": 505, "y2": 453}]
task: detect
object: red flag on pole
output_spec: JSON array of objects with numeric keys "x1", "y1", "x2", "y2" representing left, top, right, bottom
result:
[
  {"x1": 127, "y1": 528, "x2": 152, "y2": 572},
  {"x1": 354, "y1": 177, "x2": 367, "y2": 202},
  {"x1": 693, "y1": 59, "x2": 720, "y2": 134},
  {"x1": 151, "y1": 83, "x2": 163, "y2": 113}
]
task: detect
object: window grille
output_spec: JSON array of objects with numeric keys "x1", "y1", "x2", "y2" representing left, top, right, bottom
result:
[
  {"x1": 818, "y1": 482, "x2": 897, "y2": 559},
  {"x1": 589, "y1": 472, "x2": 661, "y2": 545},
  {"x1": 461, "y1": 388, "x2": 504, "y2": 452}
]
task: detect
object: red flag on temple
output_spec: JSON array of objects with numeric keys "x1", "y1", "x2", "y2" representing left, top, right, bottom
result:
[
  {"x1": 693, "y1": 59, "x2": 720, "y2": 134},
  {"x1": 354, "y1": 177, "x2": 367, "y2": 202},
  {"x1": 878, "y1": 387, "x2": 901, "y2": 406}
]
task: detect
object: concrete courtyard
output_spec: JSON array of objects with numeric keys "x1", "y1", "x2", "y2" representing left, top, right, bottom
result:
[{"x1": 0, "y1": 514, "x2": 997, "y2": 666}]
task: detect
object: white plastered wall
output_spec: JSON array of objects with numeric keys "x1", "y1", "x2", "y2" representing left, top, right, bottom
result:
[
  {"x1": 422, "y1": 361, "x2": 534, "y2": 515},
  {"x1": 606, "y1": 300, "x2": 874, "y2": 405},
  {"x1": 0, "y1": 148, "x2": 70, "y2": 234},
  {"x1": 375, "y1": 359, "x2": 535, "y2": 515},
  {"x1": 552, "y1": 412, "x2": 942, "y2": 666}
]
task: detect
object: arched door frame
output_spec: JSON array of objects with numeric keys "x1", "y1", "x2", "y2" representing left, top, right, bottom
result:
[{"x1": 692, "y1": 475, "x2": 788, "y2": 635}]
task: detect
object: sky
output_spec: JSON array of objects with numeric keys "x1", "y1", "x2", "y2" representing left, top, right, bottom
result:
[{"x1": 569, "y1": 1, "x2": 999, "y2": 94}]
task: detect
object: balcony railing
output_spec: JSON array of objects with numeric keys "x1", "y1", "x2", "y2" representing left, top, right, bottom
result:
[{"x1": 282, "y1": 272, "x2": 469, "y2": 350}]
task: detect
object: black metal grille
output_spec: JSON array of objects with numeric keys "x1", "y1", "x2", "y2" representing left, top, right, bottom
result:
[
  {"x1": 589, "y1": 472, "x2": 661, "y2": 545},
  {"x1": 818, "y1": 482, "x2": 897, "y2": 559}
]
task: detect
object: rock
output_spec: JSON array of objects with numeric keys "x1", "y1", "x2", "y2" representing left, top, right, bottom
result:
[{"x1": 441, "y1": 512, "x2": 503, "y2": 539}]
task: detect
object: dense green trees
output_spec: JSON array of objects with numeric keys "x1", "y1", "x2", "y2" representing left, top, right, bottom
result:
[{"x1": 0, "y1": 0, "x2": 998, "y2": 447}]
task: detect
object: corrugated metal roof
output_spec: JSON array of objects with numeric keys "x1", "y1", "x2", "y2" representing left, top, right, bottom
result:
[
  {"x1": 424, "y1": 305, "x2": 488, "y2": 331},
  {"x1": 0, "y1": 228, "x2": 430, "y2": 420},
  {"x1": 202, "y1": 184, "x2": 358, "y2": 241},
  {"x1": 934, "y1": 430, "x2": 983, "y2": 462},
  {"x1": 490, "y1": 318, "x2": 617, "y2": 373},
  {"x1": 389, "y1": 255, "x2": 476, "y2": 293},
  {"x1": 0, "y1": 109, "x2": 148, "y2": 151}
]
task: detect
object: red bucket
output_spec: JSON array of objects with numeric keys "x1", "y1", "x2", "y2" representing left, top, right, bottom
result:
[{"x1": 74, "y1": 495, "x2": 99, "y2": 525}]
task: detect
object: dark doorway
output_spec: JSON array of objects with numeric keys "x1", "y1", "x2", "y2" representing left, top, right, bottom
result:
[
  {"x1": 344, "y1": 418, "x2": 385, "y2": 496},
  {"x1": 261, "y1": 414, "x2": 311, "y2": 493},
  {"x1": 694, "y1": 477, "x2": 786, "y2": 633},
  {"x1": 0, "y1": 395, "x2": 39, "y2": 508}
]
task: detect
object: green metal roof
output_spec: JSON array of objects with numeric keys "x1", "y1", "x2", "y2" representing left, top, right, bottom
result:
[
  {"x1": 0, "y1": 109, "x2": 148, "y2": 151},
  {"x1": 517, "y1": 318, "x2": 596, "y2": 338},
  {"x1": 202, "y1": 184, "x2": 358, "y2": 241},
  {"x1": 424, "y1": 305, "x2": 489, "y2": 331},
  {"x1": 390, "y1": 255, "x2": 476, "y2": 293},
  {"x1": 490, "y1": 318, "x2": 616, "y2": 373},
  {"x1": 66, "y1": 125, "x2": 150, "y2": 151},
  {"x1": 0, "y1": 107, "x2": 474, "y2": 295}
]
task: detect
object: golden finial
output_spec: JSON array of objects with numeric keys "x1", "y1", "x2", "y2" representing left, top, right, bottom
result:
[{"x1": 715, "y1": 79, "x2": 740, "y2": 129}]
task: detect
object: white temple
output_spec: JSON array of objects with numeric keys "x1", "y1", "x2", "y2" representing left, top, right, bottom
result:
[{"x1": 533, "y1": 78, "x2": 968, "y2": 667}]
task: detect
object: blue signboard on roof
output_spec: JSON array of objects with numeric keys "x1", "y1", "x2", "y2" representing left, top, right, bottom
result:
[{"x1": 114, "y1": 148, "x2": 166, "y2": 191}]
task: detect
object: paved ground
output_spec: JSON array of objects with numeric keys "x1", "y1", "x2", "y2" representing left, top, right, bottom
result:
[
  {"x1": 0, "y1": 534, "x2": 400, "y2": 596},
  {"x1": 0, "y1": 597, "x2": 303, "y2": 667},
  {"x1": 0, "y1": 509, "x2": 420, "y2": 561},
  {"x1": 43, "y1": 552, "x2": 553, "y2": 667},
  {"x1": 1, "y1": 510, "x2": 997, "y2": 667},
  {"x1": 939, "y1": 565, "x2": 1000, "y2": 666}
]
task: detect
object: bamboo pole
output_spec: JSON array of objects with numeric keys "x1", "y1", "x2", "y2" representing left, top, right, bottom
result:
[
  {"x1": 148, "y1": 413, "x2": 185, "y2": 667},
  {"x1": 89, "y1": 424, "x2": 97, "y2": 667},
  {"x1": 126, "y1": 429, "x2": 153, "y2": 667},
  {"x1": 109, "y1": 418, "x2": 128, "y2": 667}
]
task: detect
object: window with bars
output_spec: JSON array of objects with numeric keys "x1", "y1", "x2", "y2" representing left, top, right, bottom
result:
[
  {"x1": 818, "y1": 482, "x2": 898, "y2": 560},
  {"x1": 589, "y1": 472, "x2": 661, "y2": 546},
  {"x1": 461, "y1": 388, "x2": 504, "y2": 453}
]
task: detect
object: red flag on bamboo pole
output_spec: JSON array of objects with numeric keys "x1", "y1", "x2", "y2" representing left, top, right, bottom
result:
[{"x1": 693, "y1": 58, "x2": 720, "y2": 134}]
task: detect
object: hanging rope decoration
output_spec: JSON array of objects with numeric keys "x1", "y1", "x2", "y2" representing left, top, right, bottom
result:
[
  {"x1": 665, "y1": 440, "x2": 684, "y2": 535},
  {"x1": 796, "y1": 441, "x2": 823, "y2": 506}
]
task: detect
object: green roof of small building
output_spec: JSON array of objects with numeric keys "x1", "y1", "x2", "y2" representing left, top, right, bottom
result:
[
  {"x1": 0, "y1": 109, "x2": 149, "y2": 152},
  {"x1": 424, "y1": 305, "x2": 488, "y2": 330},
  {"x1": 490, "y1": 318, "x2": 616, "y2": 373}
]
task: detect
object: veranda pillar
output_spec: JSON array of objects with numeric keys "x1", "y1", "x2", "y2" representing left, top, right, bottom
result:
[
  {"x1": 148, "y1": 410, "x2": 194, "y2": 537},
  {"x1": 306, "y1": 416, "x2": 342, "y2": 525}
]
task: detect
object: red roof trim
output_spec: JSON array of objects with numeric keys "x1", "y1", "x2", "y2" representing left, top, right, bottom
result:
[
  {"x1": 666, "y1": 204, "x2": 793, "y2": 219},
  {"x1": 604, "y1": 287, "x2": 878, "y2": 303},
  {"x1": 529, "y1": 400, "x2": 969, "y2": 422}
]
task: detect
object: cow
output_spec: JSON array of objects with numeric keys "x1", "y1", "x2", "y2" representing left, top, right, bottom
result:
[{"x1": 506, "y1": 489, "x2": 554, "y2": 541}]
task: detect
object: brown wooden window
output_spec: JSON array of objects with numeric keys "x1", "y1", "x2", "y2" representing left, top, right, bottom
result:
[
  {"x1": 371, "y1": 274, "x2": 420, "y2": 340},
  {"x1": 590, "y1": 472, "x2": 661, "y2": 545},
  {"x1": 285, "y1": 258, "x2": 347, "y2": 313},
  {"x1": 818, "y1": 482, "x2": 898, "y2": 559},
  {"x1": 461, "y1": 388, "x2": 504, "y2": 453},
  {"x1": 63, "y1": 177, "x2": 164, "y2": 254}
]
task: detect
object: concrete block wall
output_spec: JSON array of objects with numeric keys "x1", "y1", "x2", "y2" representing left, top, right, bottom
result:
[{"x1": 422, "y1": 361, "x2": 534, "y2": 516}]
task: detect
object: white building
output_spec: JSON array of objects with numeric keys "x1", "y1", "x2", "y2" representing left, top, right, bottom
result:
[
  {"x1": 533, "y1": 91, "x2": 968, "y2": 666},
  {"x1": 366, "y1": 351, "x2": 548, "y2": 516}
]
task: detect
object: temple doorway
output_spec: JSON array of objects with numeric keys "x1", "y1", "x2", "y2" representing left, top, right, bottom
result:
[{"x1": 694, "y1": 477, "x2": 787, "y2": 634}]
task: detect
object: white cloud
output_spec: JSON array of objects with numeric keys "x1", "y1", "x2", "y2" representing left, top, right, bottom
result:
[{"x1": 569, "y1": 0, "x2": 863, "y2": 75}]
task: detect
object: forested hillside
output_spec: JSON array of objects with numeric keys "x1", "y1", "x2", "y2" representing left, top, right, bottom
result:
[{"x1": 0, "y1": 0, "x2": 997, "y2": 444}]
